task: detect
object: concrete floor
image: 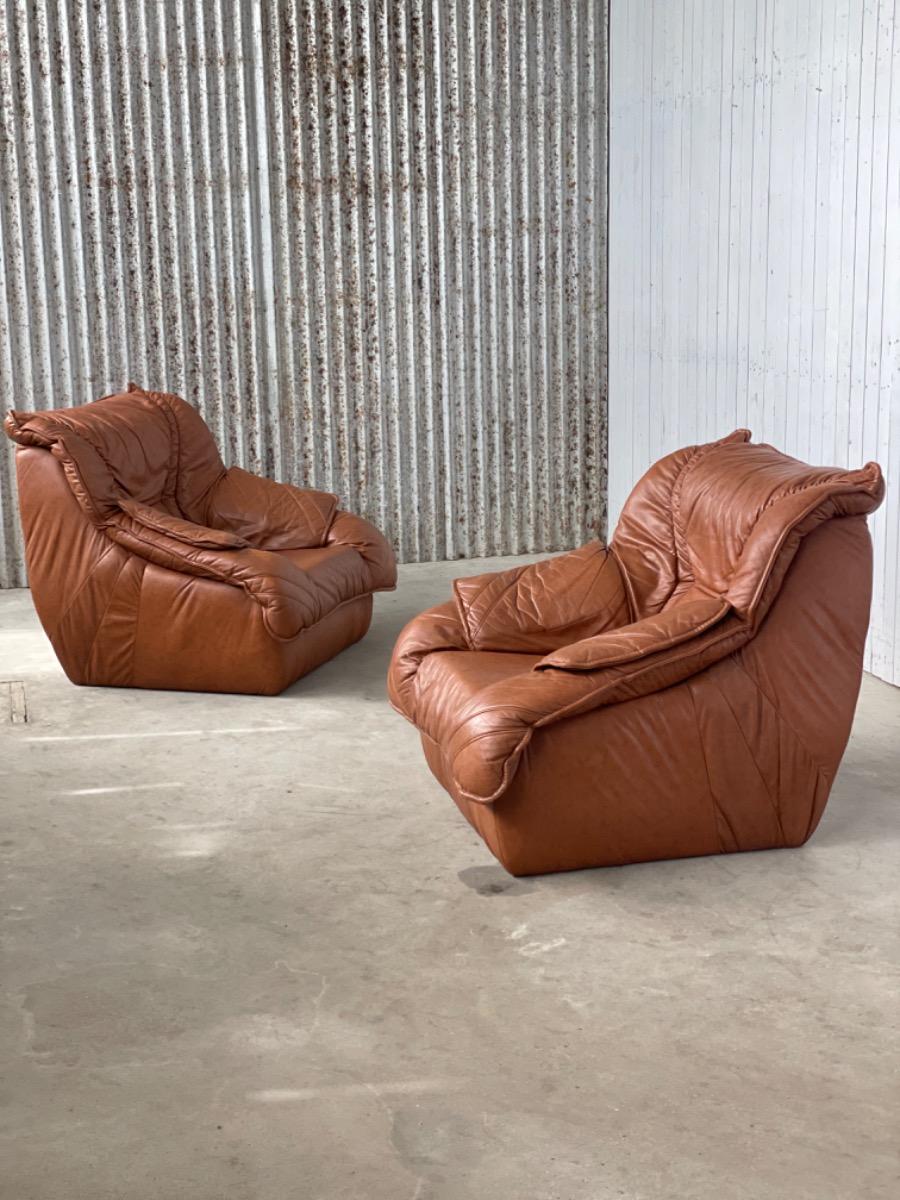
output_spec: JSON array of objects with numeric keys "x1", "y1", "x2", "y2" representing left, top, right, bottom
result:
[{"x1": 1, "y1": 556, "x2": 898, "y2": 1200}]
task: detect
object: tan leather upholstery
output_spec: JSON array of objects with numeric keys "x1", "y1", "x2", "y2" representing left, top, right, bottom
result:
[
  {"x1": 389, "y1": 432, "x2": 885, "y2": 875},
  {"x1": 5, "y1": 386, "x2": 396, "y2": 694}
]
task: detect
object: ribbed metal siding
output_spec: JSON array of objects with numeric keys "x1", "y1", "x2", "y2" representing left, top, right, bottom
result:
[
  {"x1": 0, "y1": 0, "x2": 608, "y2": 587},
  {"x1": 609, "y1": 0, "x2": 900, "y2": 686}
]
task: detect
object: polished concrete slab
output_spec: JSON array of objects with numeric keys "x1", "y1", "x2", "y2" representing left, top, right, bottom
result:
[{"x1": 1, "y1": 557, "x2": 898, "y2": 1200}]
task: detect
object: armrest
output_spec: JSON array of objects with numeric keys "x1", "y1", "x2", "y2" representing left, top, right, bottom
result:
[
  {"x1": 204, "y1": 466, "x2": 339, "y2": 550},
  {"x1": 388, "y1": 600, "x2": 468, "y2": 721},
  {"x1": 535, "y1": 593, "x2": 730, "y2": 671},
  {"x1": 326, "y1": 510, "x2": 397, "y2": 591},
  {"x1": 118, "y1": 499, "x2": 249, "y2": 550},
  {"x1": 108, "y1": 514, "x2": 324, "y2": 639},
  {"x1": 437, "y1": 603, "x2": 751, "y2": 804},
  {"x1": 451, "y1": 542, "x2": 630, "y2": 653}
]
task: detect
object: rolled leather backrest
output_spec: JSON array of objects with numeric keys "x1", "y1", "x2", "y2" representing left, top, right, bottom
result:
[
  {"x1": 612, "y1": 430, "x2": 884, "y2": 621},
  {"x1": 4, "y1": 385, "x2": 225, "y2": 523},
  {"x1": 673, "y1": 439, "x2": 883, "y2": 615}
]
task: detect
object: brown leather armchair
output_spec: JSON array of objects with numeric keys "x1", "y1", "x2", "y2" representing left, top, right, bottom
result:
[
  {"x1": 5, "y1": 385, "x2": 396, "y2": 694},
  {"x1": 389, "y1": 431, "x2": 885, "y2": 876}
]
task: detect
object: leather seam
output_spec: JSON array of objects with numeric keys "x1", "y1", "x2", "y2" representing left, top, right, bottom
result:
[
  {"x1": 687, "y1": 679, "x2": 733, "y2": 853},
  {"x1": 50, "y1": 540, "x2": 119, "y2": 638},
  {"x1": 607, "y1": 543, "x2": 638, "y2": 623},
  {"x1": 731, "y1": 656, "x2": 831, "y2": 786},
  {"x1": 81, "y1": 555, "x2": 131, "y2": 679},
  {"x1": 670, "y1": 443, "x2": 708, "y2": 585},
  {"x1": 454, "y1": 567, "x2": 525, "y2": 647},
  {"x1": 146, "y1": 392, "x2": 181, "y2": 505},
  {"x1": 704, "y1": 671, "x2": 788, "y2": 844},
  {"x1": 130, "y1": 559, "x2": 146, "y2": 686},
  {"x1": 452, "y1": 728, "x2": 535, "y2": 805}
]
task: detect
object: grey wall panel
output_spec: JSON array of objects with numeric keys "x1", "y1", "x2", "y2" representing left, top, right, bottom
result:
[
  {"x1": 609, "y1": 0, "x2": 900, "y2": 686},
  {"x1": 0, "y1": 0, "x2": 608, "y2": 587}
]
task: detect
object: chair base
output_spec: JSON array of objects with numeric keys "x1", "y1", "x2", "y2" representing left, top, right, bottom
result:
[
  {"x1": 420, "y1": 722, "x2": 822, "y2": 878},
  {"x1": 58, "y1": 593, "x2": 374, "y2": 696}
]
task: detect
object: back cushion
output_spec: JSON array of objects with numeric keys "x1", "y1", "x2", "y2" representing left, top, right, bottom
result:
[
  {"x1": 671, "y1": 441, "x2": 880, "y2": 598},
  {"x1": 5, "y1": 387, "x2": 225, "y2": 522},
  {"x1": 612, "y1": 431, "x2": 883, "y2": 619},
  {"x1": 611, "y1": 432, "x2": 751, "y2": 616}
]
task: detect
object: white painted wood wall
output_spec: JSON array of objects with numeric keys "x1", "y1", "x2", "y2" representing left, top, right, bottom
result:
[{"x1": 609, "y1": 0, "x2": 900, "y2": 685}]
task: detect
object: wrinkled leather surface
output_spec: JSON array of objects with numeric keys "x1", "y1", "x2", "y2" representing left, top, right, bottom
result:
[
  {"x1": 537, "y1": 591, "x2": 730, "y2": 671},
  {"x1": 452, "y1": 542, "x2": 629, "y2": 652},
  {"x1": 388, "y1": 433, "x2": 884, "y2": 875},
  {"x1": 118, "y1": 498, "x2": 250, "y2": 549},
  {"x1": 206, "y1": 466, "x2": 338, "y2": 550},
  {"x1": 6, "y1": 386, "x2": 397, "y2": 693}
]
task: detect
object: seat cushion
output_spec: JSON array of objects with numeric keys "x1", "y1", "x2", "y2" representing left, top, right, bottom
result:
[{"x1": 279, "y1": 544, "x2": 374, "y2": 614}]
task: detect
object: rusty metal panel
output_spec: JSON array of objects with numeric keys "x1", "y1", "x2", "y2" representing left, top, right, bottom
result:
[{"x1": 0, "y1": 0, "x2": 608, "y2": 587}]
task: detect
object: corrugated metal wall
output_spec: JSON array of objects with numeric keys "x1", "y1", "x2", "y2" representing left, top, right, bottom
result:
[
  {"x1": 609, "y1": 0, "x2": 900, "y2": 686},
  {"x1": 0, "y1": 0, "x2": 608, "y2": 588}
]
